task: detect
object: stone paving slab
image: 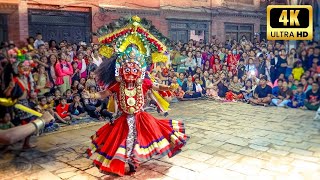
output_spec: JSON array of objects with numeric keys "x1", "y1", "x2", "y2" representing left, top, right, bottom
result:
[{"x1": 0, "y1": 100, "x2": 320, "y2": 180}]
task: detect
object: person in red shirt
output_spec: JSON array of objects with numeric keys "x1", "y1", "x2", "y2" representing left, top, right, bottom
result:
[
  {"x1": 226, "y1": 49, "x2": 240, "y2": 75},
  {"x1": 55, "y1": 97, "x2": 71, "y2": 124}
]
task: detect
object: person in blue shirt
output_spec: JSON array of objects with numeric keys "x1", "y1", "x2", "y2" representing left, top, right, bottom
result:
[
  {"x1": 287, "y1": 84, "x2": 306, "y2": 108},
  {"x1": 272, "y1": 79, "x2": 283, "y2": 98}
]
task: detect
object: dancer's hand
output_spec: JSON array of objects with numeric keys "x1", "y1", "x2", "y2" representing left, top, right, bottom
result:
[{"x1": 41, "y1": 111, "x2": 55, "y2": 124}]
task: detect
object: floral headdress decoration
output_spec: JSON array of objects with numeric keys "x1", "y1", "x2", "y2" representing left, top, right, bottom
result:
[{"x1": 97, "y1": 15, "x2": 170, "y2": 81}]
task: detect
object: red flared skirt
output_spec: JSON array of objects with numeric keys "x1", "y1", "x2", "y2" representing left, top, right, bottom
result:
[{"x1": 86, "y1": 111, "x2": 188, "y2": 176}]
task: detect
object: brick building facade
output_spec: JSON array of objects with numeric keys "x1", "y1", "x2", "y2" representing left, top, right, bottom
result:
[{"x1": 0, "y1": 0, "x2": 316, "y2": 45}]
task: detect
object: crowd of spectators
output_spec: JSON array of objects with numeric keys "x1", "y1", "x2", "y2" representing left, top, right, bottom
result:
[{"x1": 0, "y1": 32, "x2": 319, "y2": 136}]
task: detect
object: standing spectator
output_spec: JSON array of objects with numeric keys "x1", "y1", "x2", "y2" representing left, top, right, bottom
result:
[
  {"x1": 34, "y1": 65, "x2": 51, "y2": 95},
  {"x1": 237, "y1": 59, "x2": 246, "y2": 79},
  {"x1": 249, "y1": 76, "x2": 272, "y2": 106},
  {"x1": 185, "y1": 51, "x2": 197, "y2": 74},
  {"x1": 87, "y1": 57, "x2": 98, "y2": 74},
  {"x1": 33, "y1": 33, "x2": 44, "y2": 49},
  {"x1": 304, "y1": 82, "x2": 320, "y2": 111},
  {"x1": 85, "y1": 71, "x2": 97, "y2": 90},
  {"x1": 276, "y1": 49, "x2": 288, "y2": 79},
  {"x1": 55, "y1": 53, "x2": 73, "y2": 94},
  {"x1": 74, "y1": 52, "x2": 87, "y2": 79},
  {"x1": 292, "y1": 61, "x2": 304, "y2": 80},
  {"x1": 92, "y1": 50, "x2": 103, "y2": 67},
  {"x1": 48, "y1": 54, "x2": 57, "y2": 91}
]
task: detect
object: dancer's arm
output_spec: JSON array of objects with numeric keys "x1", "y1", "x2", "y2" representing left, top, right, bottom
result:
[
  {"x1": 152, "y1": 83, "x2": 175, "y2": 91},
  {"x1": 82, "y1": 89, "x2": 112, "y2": 100},
  {"x1": 0, "y1": 111, "x2": 54, "y2": 145}
]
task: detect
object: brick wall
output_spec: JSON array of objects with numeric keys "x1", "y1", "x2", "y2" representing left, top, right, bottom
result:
[
  {"x1": 0, "y1": 3, "x2": 19, "y2": 43},
  {"x1": 1, "y1": 0, "x2": 263, "y2": 44},
  {"x1": 212, "y1": 15, "x2": 260, "y2": 43}
]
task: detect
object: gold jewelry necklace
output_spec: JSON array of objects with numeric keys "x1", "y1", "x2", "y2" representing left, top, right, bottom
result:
[{"x1": 125, "y1": 88, "x2": 136, "y2": 96}]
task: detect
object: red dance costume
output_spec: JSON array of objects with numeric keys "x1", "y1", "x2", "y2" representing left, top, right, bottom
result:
[
  {"x1": 86, "y1": 79, "x2": 187, "y2": 176},
  {"x1": 87, "y1": 16, "x2": 188, "y2": 176}
]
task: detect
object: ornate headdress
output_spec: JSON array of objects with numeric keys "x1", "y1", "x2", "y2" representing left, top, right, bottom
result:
[{"x1": 96, "y1": 16, "x2": 170, "y2": 83}]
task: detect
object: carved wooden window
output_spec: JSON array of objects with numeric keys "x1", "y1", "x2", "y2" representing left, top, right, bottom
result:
[{"x1": 225, "y1": 23, "x2": 254, "y2": 42}]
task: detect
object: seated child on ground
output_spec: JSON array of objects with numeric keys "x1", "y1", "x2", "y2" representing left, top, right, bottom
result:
[
  {"x1": 69, "y1": 94, "x2": 88, "y2": 120},
  {"x1": 55, "y1": 97, "x2": 71, "y2": 124}
]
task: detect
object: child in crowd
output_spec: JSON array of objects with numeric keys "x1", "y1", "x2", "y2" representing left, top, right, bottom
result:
[
  {"x1": 241, "y1": 79, "x2": 254, "y2": 102},
  {"x1": 237, "y1": 58, "x2": 246, "y2": 79},
  {"x1": 71, "y1": 61, "x2": 80, "y2": 83},
  {"x1": 292, "y1": 61, "x2": 304, "y2": 80},
  {"x1": 54, "y1": 89, "x2": 61, "y2": 107},
  {"x1": 71, "y1": 80, "x2": 80, "y2": 94},
  {"x1": 0, "y1": 113, "x2": 14, "y2": 130},
  {"x1": 65, "y1": 89, "x2": 73, "y2": 103},
  {"x1": 288, "y1": 84, "x2": 306, "y2": 108},
  {"x1": 195, "y1": 77, "x2": 204, "y2": 96},
  {"x1": 55, "y1": 97, "x2": 71, "y2": 124},
  {"x1": 69, "y1": 94, "x2": 88, "y2": 120},
  {"x1": 78, "y1": 78, "x2": 86, "y2": 92}
]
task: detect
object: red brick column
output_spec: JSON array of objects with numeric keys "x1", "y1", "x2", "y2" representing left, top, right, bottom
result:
[{"x1": 18, "y1": 0, "x2": 28, "y2": 43}]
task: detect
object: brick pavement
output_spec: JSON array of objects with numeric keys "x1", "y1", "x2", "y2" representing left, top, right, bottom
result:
[{"x1": 1, "y1": 101, "x2": 320, "y2": 180}]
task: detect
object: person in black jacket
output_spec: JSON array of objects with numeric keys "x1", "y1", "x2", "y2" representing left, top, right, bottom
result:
[{"x1": 69, "y1": 94, "x2": 88, "y2": 119}]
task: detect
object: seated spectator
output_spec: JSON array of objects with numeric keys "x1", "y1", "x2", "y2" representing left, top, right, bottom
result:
[
  {"x1": 272, "y1": 79, "x2": 283, "y2": 98},
  {"x1": 194, "y1": 77, "x2": 204, "y2": 96},
  {"x1": 301, "y1": 77, "x2": 312, "y2": 93},
  {"x1": 84, "y1": 86, "x2": 113, "y2": 120},
  {"x1": 69, "y1": 94, "x2": 88, "y2": 120},
  {"x1": 226, "y1": 76, "x2": 244, "y2": 101},
  {"x1": 304, "y1": 82, "x2": 320, "y2": 111},
  {"x1": 217, "y1": 74, "x2": 228, "y2": 98},
  {"x1": 65, "y1": 89, "x2": 73, "y2": 103},
  {"x1": 206, "y1": 74, "x2": 216, "y2": 97},
  {"x1": 271, "y1": 80, "x2": 293, "y2": 107},
  {"x1": 288, "y1": 84, "x2": 306, "y2": 108},
  {"x1": 177, "y1": 72, "x2": 185, "y2": 87},
  {"x1": 182, "y1": 75, "x2": 201, "y2": 99},
  {"x1": 78, "y1": 77, "x2": 86, "y2": 93},
  {"x1": 0, "y1": 113, "x2": 14, "y2": 130},
  {"x1": 54, "y1": 89, "x2": 61, "y2": 107},
  {"x1": 171, "y1": 76, "x2": 184, "y2": 99},
  {"x1": 55, "y1": 97, "x2": 71, "y2": 124},
  {"x1": 85, "y1": 71, "x2": 97, "y2": 90},
  {"x1": 71, "y1": 80, "x2": 80, "y2": 95},
  {"x1": 241, "y1": 79, "x2": 254, "y2": 102},
  {"x1": 249, "y1": 76, "x2": 272, "y2": 106}
]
